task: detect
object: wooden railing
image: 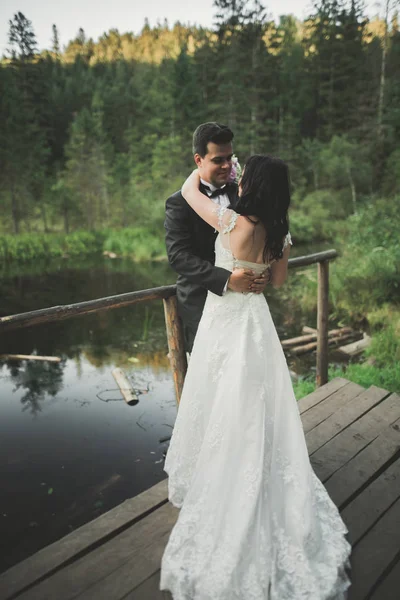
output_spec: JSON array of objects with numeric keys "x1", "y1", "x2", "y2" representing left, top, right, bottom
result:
[{"x1": 0, "y1": 249, "x2": 337, "y2": 402}]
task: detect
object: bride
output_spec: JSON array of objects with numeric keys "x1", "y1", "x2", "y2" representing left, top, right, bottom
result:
[{"x1": 160, "y1": 155, "x2": 351, "y2": 600}]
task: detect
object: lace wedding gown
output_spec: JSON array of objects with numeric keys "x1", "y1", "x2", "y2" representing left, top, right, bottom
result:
[{"x1": 160, "y1": 208, "x2": 351, "y2": 600}]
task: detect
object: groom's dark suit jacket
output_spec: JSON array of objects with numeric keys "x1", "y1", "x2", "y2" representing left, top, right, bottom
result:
[{"x1": 165, "y1": 182, "x2": 238, "y2": 352}]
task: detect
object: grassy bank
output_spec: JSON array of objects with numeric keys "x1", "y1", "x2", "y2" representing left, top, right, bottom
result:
[
  {"x1": 0, "y1": 228, "x2": 166, "y2": 264},
  {"x1": 292, "y1": 198, "x2": 400, "y2": 399},
  {"x1": 293, "y1": 319, "x2": 400, "y2": 399}
]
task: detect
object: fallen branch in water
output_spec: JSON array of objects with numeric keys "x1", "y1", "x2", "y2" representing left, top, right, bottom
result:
[{"x1": 112, "y1": 368, "x2": 139, "y2": 405}]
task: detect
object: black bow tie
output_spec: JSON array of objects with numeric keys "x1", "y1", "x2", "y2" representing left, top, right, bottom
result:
[{"x1": 202, "y1": 185, "x2": 228, "y2": 199}]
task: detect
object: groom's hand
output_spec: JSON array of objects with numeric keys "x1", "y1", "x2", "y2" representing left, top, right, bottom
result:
[
  {"x1": 227, "y1": 269, "x2": 259, "y2": 293},
  {"x1": 249, "y1": 269, "x2": 271, "y2": 294}
]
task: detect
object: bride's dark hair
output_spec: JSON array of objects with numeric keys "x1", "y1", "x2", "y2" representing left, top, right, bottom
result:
[{"x1": 234, "y1": 154, "x2": 290, "y2": 263}]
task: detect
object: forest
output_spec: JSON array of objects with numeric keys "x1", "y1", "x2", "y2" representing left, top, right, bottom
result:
[{"x1": 0, "y1": 0, "x2": 399, "y2": 393}]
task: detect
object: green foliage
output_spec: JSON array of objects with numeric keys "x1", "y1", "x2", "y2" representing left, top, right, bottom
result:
[
  {"x1": 293, "y1": 378, "x2": 316, "y2": 400},
  {"x1": 366, "y1": 318, "x2": 400, "y2": 364},
  {"x1": 288, "y1": 212, "x2": 316, "y2": 243},
  {"x1": 103, "y1": 227, "x2": 165, "y2": 261},
  {"x1": 0, "y1": 228, "x2": 167, "y2": 264},
  {"x1": 329, "y1": 363, "x2": 400, "y2": 394},
  {"x1": 293, "y1": 321, "x2": 400, "y2": 399},
  {"x1": 319, "y1": 136, "x2": 371, "y2": 209},
  {"x1": 383, "y1": 149, "x2": 400, "y2": 196},
  {"x1": 292, "y1": 189, "x2": 345, "y2": 241},
  {"x1": 330, "y1": 198, "x2": 400, "y2": 318},
  {"x1": 329, "y1": 311, "x2": 400, "y2": 394},
  {"x1": 0, "y1": 231, "x2": 106, "y2": 262}
]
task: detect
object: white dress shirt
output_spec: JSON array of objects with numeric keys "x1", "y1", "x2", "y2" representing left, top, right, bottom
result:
[{"x1": 200, "y1": 178, "x2": 231, "y2": 209}]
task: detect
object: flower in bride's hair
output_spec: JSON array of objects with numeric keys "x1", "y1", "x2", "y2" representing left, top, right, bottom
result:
[{"x1": 228, "y1": 155, "x2": 242, "y2": 184}]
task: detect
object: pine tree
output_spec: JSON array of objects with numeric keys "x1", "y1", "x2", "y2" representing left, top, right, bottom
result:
[
  {"x1": 1, "y1": 14, "x2": 49, "y2": 233},
  {"x1": 7, "y1": 12, "x2": 37, "y2": 60},
  {"x1": 63, "y1": 99, "x2": 110, "y2": 229},
  {"x1": 52, "y1": 24, "x2": 61, "y2": 57}
]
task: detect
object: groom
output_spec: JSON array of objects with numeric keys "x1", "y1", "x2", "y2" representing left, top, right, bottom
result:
[{"x1": 165, "y1": 122, "x2": 268, "y2": 352}]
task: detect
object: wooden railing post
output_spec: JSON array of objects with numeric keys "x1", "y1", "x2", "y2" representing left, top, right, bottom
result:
[
  {"x1": 316, "y1": 260, "x2": 329, "y2": 387},
  {"x1": 163, "y1": 296, "x2": 187, "y2": 404}
]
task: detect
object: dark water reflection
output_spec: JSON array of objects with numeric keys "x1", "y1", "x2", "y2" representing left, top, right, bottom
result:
[{"x1": 0, "y1": 247, "x2": 326, "y2": 572}]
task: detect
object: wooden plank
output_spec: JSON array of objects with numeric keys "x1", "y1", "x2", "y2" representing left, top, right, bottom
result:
[
  {"x1": 369, "y1": 559, "x2": 400, "y2": 600},
  {"x1": 311, "y1": 393, "x2": 400, "y2": 482},
  {"x1": 112, "y1": 368, "x2": 138, "y2": 405},
  {"x1": 341, "y1": 457, "x2": 400, "y2": 545},
  {"x1": 326, "y1": 417, "x2": 400, "y2": 508},
  {"x1": 163, "y1": 296, "x2": 187, "y2": 404},
  {"x1": 76, "y1": 529, "x2": 175, "y2": 600},
  {"x1": 316, "y1": 260, "x2": 329, "y2": 386},
  {"x1": 297, "y1": 377, "x2": 348, "y2": 415},
  {"x1": 13, "y1": 503, "x2": 178, "y2": 600},
  {"x1": 301, "y1": 381, "x2": 364, "y2": 434},
  {"x1": 0, "y1": 480, "x2": 168, "y2": 600},
  {"x1": 305, "y1": 385, "x2": 389, "y2": 455},
  {"x1": 123, "y1": 571, "x2": 171, "y2": 600},
  {"x1": 348, "y1": 497, "x2": 400, "y2": 600}
]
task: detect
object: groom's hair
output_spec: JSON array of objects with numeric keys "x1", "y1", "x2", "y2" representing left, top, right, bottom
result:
[{"x1": 193, "y1": 122, "x2": 234, "y2": 157}]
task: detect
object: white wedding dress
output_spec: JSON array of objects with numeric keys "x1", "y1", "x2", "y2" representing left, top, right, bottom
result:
[{"x1": 160, "y1": 208, "x2": 351, "y2": 600}]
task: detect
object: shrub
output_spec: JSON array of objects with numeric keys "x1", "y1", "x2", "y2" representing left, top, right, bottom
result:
[
  {"x1": 330, "y1": 198, "x2": 400, "y2": 318},
  {"x1": 0, "y1": 231, "x2": 106, "y2": 263},
  {"x1": 103, "y1": 227, "x2": 165, "y2": 261}
]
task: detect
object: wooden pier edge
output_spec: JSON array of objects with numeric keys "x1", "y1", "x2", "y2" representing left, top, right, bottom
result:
[{"x1": 0, "y1": 481, "x2": 169, "y2": 600}]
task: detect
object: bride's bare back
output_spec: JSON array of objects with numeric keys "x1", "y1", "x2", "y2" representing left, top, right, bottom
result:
[{"x1": 218, "y1": 208, "x2": 291, "y2": 288}]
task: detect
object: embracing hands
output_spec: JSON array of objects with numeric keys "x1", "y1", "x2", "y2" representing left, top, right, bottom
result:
[{"x1": 228, "y1": 268, "x2": 271, "y2": 294}]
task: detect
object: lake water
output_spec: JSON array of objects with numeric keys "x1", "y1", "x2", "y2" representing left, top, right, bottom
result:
[{"x1": 0, "y1": 248, "x2": 328, "y2": 572}]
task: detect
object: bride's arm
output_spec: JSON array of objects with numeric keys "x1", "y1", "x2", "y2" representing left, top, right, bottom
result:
[
  {"x1": 270, "y1": 235, "x2": 292, "y2": 288},
  {"x1": 181, "y1": 170, "x2": 224, "y2": 231}
]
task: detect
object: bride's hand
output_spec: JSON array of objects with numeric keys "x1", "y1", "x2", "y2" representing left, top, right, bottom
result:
[{"x1": 182, "y1": 169, "x2": 200, "y2": 199}]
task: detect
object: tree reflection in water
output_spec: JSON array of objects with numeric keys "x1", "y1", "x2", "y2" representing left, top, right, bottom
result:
[
  {"x1": 0, "y1": 255, "x2": 177, "y2": 415},
  {"x1": 7, "y1": 359, "x2": 65, "y2": 415}
]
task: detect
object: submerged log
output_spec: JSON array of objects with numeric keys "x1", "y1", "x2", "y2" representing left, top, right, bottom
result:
[
  {"x1": 112, "y1": 368, "x2": 138, "y2": 405},
  {"x1": 0, "y1": 354, "x2": 61, "y2": 363}
]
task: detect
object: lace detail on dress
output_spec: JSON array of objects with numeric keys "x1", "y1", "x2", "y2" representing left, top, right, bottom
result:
[
  {"x1": 283, "y1": 232, "x2": 292, "y2": 249},
  {"x1": 214, "y1": 205, "x2": 239, "y2": 233}
]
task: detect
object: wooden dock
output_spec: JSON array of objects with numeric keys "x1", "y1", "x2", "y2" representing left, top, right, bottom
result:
[{"x1": 1, "y1": 378, "x2": 399, "y2": 600}]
